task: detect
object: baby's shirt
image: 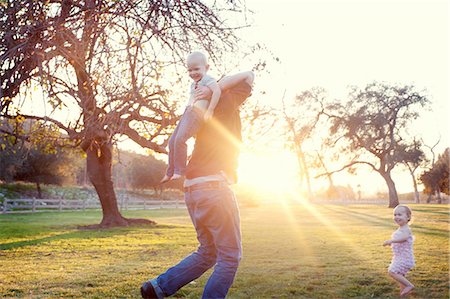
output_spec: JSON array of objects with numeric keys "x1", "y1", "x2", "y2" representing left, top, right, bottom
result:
[{"x1": 187, "y1": 74, "x2": 217, "y2": 106}]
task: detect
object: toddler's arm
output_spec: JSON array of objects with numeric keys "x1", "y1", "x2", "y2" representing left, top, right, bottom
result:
[
  {"x1": 383, "y1": 230, "x2": 411, "y2": 246},
  {"x1": 204, "y1": 82, "x2": 221, "y2": 120}
]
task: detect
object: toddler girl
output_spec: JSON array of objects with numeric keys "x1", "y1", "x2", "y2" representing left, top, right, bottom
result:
[{"x1": 383, "y1": 205, "x2": 415, "y2": 297}]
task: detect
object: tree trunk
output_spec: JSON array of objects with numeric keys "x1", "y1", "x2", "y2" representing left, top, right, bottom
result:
[
  {"x1": 83, "y1": 140, "x2": 155, "y2": 228},
  {"x1": 317, "y1": 152, "x2": 337, "y2": 199},
  {"x1": 296, "y1": 146, "x2": 313, "y2": 200},
  {"x1": 36, "y1": 181, "x2": 42, "y2": 199},
  {"x1": 381, "y1": 172, "x2": 399, "y2": 208},
  {"x1": 317, "y1": 152, "x2": 335, "y2": 189},
  {"x1": 436, "y1": 188, "x2": 442, "y2": 204},
  {"x1": 407, "y1": 167, "x2": 420, "y2": 203},
  {"x1": 301, "y1": 154, "x2": 313, "y2": 200}
]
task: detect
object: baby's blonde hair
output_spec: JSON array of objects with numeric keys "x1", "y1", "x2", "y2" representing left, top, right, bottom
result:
[
  {"x1": 187, "y1": 51, "x2": 208, "y2": 65},
  {"x1": 395, "y1": 205, "x2": 412, "y2": 222}
]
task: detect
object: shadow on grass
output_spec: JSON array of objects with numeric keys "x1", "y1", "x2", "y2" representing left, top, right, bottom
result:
[
  {"x1": 409, "y1": 207, "x2": 450, "y2": 216},
  {"x1": 0, "y1": 224, "x2": 181, "y2": 251},
  {"x1": 319, "y1": 205, "x2": 449, "y2": 238}
]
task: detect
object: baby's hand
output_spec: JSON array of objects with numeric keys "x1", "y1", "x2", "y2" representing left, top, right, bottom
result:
[
  {"x1": 383, "y1": 240, "x2": 392, "y2": 246},
  {"x1": 204, "y1": 110, "x2": 213, "y2": 121}
]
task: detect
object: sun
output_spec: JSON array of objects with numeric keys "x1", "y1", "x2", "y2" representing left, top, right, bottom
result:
[{"x1": 237, "y1": 150, "x2": 299, "y2": 194}]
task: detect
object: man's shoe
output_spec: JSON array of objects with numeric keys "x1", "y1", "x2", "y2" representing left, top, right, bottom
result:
[{"x1": 141, "y1": 281, "x2": 158, "y2": 299}]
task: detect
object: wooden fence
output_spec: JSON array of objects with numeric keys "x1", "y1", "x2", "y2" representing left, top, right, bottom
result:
[
  {"x1": 312, "y1": 198, "x2": 417, "y2": 205},
  {"x1": 1, "y1": 196, "x2": 185, "y2": 214}
]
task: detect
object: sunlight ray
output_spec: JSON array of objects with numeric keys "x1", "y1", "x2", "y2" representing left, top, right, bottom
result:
[
  {"x1": 208, "y1": 116, "x2": 242, "y2": 149},
  {"x1": 278, "y1": 197, "x2": 318, "y2": 264},
  {"x1": 296, "y1": 200, "x2": 389, "y2": 276}
]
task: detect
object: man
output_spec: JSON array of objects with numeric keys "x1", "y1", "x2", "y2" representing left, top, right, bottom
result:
[{"x1": 141, "y1": 71, "x2": 254, "y2": 299}]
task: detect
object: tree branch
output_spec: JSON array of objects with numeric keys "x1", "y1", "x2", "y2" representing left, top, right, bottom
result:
[
  {"x1": 315, "y1": 160, "x2": 378, "y2": 179},
  {"x1": 1, "y1": 114, "x2": 78, "y2": 139}
]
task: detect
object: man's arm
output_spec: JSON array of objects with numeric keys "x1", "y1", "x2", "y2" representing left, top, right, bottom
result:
[
  {"x1": 218, "y1": 71, "x2": 254, "y2": 91},
  {"x1": 194, "y1": 71, "x2": 254, "y2": 101}
]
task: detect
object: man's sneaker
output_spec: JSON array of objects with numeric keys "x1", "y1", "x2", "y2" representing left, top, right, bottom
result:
[{"x1": 141, "y1": 281, "x2": 158, "y2": 299}]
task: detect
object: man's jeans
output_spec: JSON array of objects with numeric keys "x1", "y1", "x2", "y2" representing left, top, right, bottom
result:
[
  {"x1": 166, "y1": 106, "x2": 203, "y2": 177},
  {"x1": 151, "y1": 184, "x2": 242, "y2": 299}
]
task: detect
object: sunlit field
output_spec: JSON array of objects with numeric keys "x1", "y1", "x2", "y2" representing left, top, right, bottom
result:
[{"x1": 0, "y1": 204, "x2": 448, "y2": 298}]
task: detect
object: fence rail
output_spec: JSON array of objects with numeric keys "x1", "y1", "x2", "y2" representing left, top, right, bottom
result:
[
  {"x1": 312, "y1": 199, "x2": 418, "y2": 205},
  {"x1": 1, "y1": 197, "x2": 185, "y2": 214}
]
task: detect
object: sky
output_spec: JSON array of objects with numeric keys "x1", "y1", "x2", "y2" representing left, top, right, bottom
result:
[
  {"x1": 228, "y1": 0, "x2": 449, "y2": 195},
  {"x1": 15, "y1": 0, "x2": 449, "y2": 197}
]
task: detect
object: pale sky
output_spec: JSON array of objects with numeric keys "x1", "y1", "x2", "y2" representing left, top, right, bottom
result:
[
  {"x1": 17, "y1": 0, "x2": 449, "y2": 196},
  {"x1": 231, "y1": 0, "x2": 449, "y2": 195}
]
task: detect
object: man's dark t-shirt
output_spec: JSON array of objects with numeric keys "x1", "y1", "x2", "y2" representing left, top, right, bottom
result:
[{"x1": 185, "y1": 82, "x2": 252, "y2": 181}]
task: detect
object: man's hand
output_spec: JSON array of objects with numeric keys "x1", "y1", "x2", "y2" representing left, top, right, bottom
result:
[{"x1": 194, "y1": 85, "x2": 212, "y2": 101}]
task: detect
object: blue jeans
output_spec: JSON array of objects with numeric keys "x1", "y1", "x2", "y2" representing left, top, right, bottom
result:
[
  {"x1": 166, "y1": 106, "x2": 203, "y2": 177},
  {"x1": 150, "y1": 184, "x2": 242, "y2": 299}
]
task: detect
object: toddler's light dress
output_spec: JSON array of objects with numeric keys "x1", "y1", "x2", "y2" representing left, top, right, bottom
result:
[{"x1": 388, "y1": 230, "x2": 415, "y2": 275}]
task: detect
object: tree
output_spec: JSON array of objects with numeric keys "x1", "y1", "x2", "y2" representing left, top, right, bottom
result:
[
  {"x1": 397, "y1": 139, "x2": 426, "y2": 203},
  {"x1": 1, "y1": 0, "x2": 243, "y2": 227},
  {"x1": 0, "y1": 118, "x2": 80, "y2": 197},
  {"x1": 420, "y1": 148, "x2": 449, "y2": 203},
  {"x1": 281, "y1": 88, "x2": 327, "y2": 199},
  {"x1": 322, "y1": 82, "x2": 429, "y2": 207},
  {"x1": 14, "y1": 146, "x2": 73, "y2": 198},
  {"x1": 422, "y1": 138, "x2": 441, "y2": 202},
  {"x1": 0, "y1": 119, "x2": 28, "y2": 181}
]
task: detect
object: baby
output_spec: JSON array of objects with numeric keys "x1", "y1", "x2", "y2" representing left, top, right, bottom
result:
[
  {"x1": 161, "y1": 51, "x2": 221, "y2": 183},
  {"x1": 383, "y1": 205, "x2": 415, "y2": 297}
]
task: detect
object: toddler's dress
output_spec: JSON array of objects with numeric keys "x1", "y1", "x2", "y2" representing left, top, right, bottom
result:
[{"x1": 388, "y1": 230, "x2": 415, "y2": 275}]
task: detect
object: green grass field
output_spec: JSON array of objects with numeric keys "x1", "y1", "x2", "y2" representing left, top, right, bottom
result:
[{"x1": 0, "y1": 204, "x2": 448, "y2": 298}]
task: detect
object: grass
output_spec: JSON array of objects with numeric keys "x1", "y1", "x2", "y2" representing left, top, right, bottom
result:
[{"x1": 0, "y1": 203, "x2": 448, "y2": 298}]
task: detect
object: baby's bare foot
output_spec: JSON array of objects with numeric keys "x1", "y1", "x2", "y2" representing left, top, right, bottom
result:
[
  {"x1": 160, "y1": 175, "x2": 171, "y2": 184},
  {"x1": 400, "y1": 285, "x2": 414, "y2": 297},
  {"x1": 171, "y1": 174, "x2": 182, "y2": 180}
]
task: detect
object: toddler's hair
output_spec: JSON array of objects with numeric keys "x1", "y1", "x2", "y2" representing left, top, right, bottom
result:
[
  {"x1": 187, "y1": 51, "x2": 208, "y2": 65},
  {"x1": 396, "y1": 205, "x2": 412, "y2": 221}
]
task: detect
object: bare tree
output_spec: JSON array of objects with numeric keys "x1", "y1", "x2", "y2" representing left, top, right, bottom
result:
[
  {"x1": 397, "y1": 139, "x2": 426, "y2": 203},
  {"x1": 281, "y1": 87, "x2": 327, "y2": 200},
  {"x1": 423, "y1": 137, "x2": 441, "y2": 202},
  {"x1": 0, "y1": 0, "x2": 244, "y2": 227}
]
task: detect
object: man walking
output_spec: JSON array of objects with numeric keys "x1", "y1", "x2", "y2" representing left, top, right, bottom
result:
[{"x1": 141, "y1": 71, "x2": 254, "y2": 299}]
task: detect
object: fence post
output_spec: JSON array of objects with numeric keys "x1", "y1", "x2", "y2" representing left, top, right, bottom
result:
[
  {"x1": 32, "y1": 198, "x2": 36, "y2": 213},
  {"x1": 119, "y1": 195, "x2": 123, "y2": 211},
  {"x1": 160, "y1": 198, "x2": 163, "y2": 209},
  {"x1": 143, "y1": 199, "x2": 146, "y2": 210},
  {"x1": 59, "y1": 198, "x2": 62, "y2": 211},
  {"x1": 125, "y1": 195, "x2": 128, "y2": 211},
  {"x1": 82, "y1": 200, "x2": 86, "y2": 211},
  {"x1": 175, "y1": 197, "x2": 179, "y2": 209},
  {"x1": 2, "y1": 199, "x2": 7, "y2": 214}
]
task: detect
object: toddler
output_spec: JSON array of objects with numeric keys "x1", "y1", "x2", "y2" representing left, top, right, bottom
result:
[
  {"x1": 161, "y1": 51, "x2": 221, "y2": 183},
  {"x1": 383, "y1": 205, "x2": 415, "y2": 297}
]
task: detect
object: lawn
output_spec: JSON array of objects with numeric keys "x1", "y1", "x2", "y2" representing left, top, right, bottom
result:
[{"x1": 0, "y1": 204, "x2": 448, "y2": 298}]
